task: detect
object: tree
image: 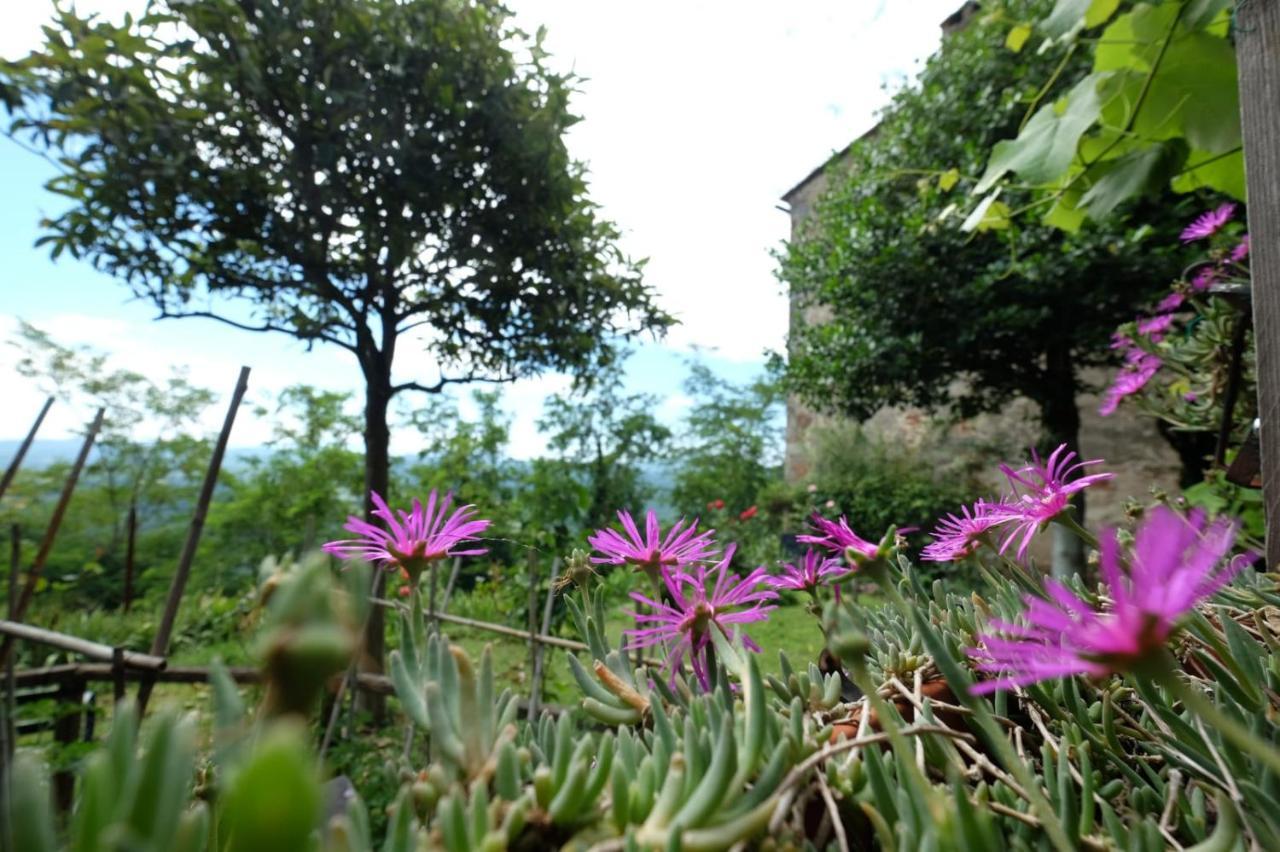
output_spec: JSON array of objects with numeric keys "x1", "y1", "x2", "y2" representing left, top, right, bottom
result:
[
  {"x1": 1, "y1": 0, "x2": 671, "y2": 697},
  {"x1": 671, "y1": 363, "x2": 783, "y2": 518},
  {"x1": 538, "y1": 357, "x2": 671, "y2": 527},
  {"x1": 776, "y1": 0, "x2": 1197, "y2": 575}
]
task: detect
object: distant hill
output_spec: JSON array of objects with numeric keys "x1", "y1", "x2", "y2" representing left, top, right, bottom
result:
[{"x1": 0, "y1": 439, "x2": 268, "y2": 472}]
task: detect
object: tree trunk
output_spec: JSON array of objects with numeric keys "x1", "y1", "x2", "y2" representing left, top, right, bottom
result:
[
  {"x1": 359, "y1": 370, "x2": 392, "y2": 722},
  {"x1": 1042, "y1": 346, "x2": 1085, "y2": 581}
]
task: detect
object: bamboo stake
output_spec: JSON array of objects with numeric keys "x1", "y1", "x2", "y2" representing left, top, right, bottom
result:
[
  {"x1": 0, "y1": 408, "x2": 105, "y2": 667},
  {"x1": 0, "y1": 397, "x2": 54, "y2": 504},
  {"x1": 138, "y1": 367, "x2": 249, "y2": 715},
  {"x1": 528, "y1": 557, "x2": 561, "y2": 719},
  {"x1": 122, "y1": 501, "x2": 137, "y2": 614},
  {"x1": 0, "y1": 620, "x2": 165, "y2": 670}
]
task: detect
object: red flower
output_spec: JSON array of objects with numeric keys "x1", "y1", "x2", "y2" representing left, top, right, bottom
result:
[
  {"x1": 739, "y1": 505, "x2": 758, "y2": 521},
  {"x1": 708, "y1": 499, "x2": 725, "y2": 510}
]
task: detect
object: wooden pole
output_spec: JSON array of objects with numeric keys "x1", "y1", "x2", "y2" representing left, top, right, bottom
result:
[
  {"x1": 0, "y1": 409, "x2": 105, "y2": 667},
  {"x1": 439, "y1": 557, "x2": 462, "y2": 614},
  {"x1": 52, "y1": 675, "x2": 83, "y2": 814},
  {"x1": 0, "y1": 621, "x2": 165, "y2": 671},
  {"x1": 1238, "y1": 0, "x2": 1280, "y2": 569},
  {"x1": 0, "y1": 397, "x2": 54, "y2": 504},
  {"x1": 528, "y1": 558, "x2": 561, "y2": 719},
  {"x1": 526, "y1": 551, "x2": 539, "y2": 694},
  {"x1": 122, "y1": 501, "x2": 137, "y2": 614},
  {"x1": 138, "y1": 367, "x2": 249, "y2": 714}
]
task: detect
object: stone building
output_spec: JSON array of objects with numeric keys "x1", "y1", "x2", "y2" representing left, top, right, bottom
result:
[{"x1": 777, "y1": 3, "x2": 1182, "y2": 551}]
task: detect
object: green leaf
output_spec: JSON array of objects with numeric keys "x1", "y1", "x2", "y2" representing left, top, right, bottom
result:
[
  {"x1": 1084, "y1": 0, "x2": 1121, "y2": 27},
  {"x1": 8, "y1": 756, "x2": 56, "y2": 852},
  {"x1": 1078, "y1": 141, "x2": 1182, "y2": 219},
  {"x1": 961, "y1": 191, "x2": 1011, "y2": 232},
  {"x1": 938, "y1": 168, "x2": 960, "y2": 192},
  {"x1": 1042, "y1": 0, "x2": 1091, "y2": 37},
  {"x1": 222, "y1": 723, "x2": 322, "y2": 852},
  {"x1": 1042, "y1": 189, "x2": 1087, "y2": 232},
  {"x1": 1171, "y1": 149, "x2": 1245, "y2": 199},
  {"x1": 1006, "y1": 24, "x2": 1032, "y2": 52},
  {"x1": 975, "y1": 73, "x2": 1106, "y2": 192}
]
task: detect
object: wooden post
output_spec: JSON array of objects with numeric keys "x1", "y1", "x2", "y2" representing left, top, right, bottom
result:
[
  {"x1": 528, "y1": 558, "x2": 561, "y2": 720},
  {"x1": 0, "y1": 409, "x2": 105, "y2": 667},
  {"x1": 526, "y1": 551, "x2": 539, "y2": 695},
  {"x1": 439, "y1": 557, "x2": 462, "y2": 615},
  {"x1": 1238, "y1": 0, "x2": 1280, "y2": 569},
  {"x1": 0, "y1": 397, "x2": 54, "y2": 504},
  {"x1": 138, "y1": 367, "x2": 249, "y2": 714},
  {"x1": 122, "y1": 501, "x2": 137, "y2": 614},
  {"x1": 51, "y1": 675, "x2": 83, "y2": 815}
]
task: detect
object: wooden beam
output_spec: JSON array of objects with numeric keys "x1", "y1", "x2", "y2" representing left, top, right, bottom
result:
[
  {"x1": 1238, "y1": 0, "x2": 1280, "y2": 568},
  {"x1": 138, "y1": 367, "x2": 249, "y2": 714},
  {"x1": 0, "y1": 620, "x2": 165, "y2": 671}
]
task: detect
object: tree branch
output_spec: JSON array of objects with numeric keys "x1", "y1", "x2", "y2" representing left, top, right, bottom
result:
[
  {"x1": 390, "y1": 371, "x2": 519, "y2": 398},
  {"x1": 155, "y1": 309, "x2": 360, "y2": 355}
]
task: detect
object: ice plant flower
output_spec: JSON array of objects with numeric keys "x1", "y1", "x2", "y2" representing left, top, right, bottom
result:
[
  {"x1": 996, "y1": 444, "x2": 1114, "y2": 559},
  {"x1": 764, "y1": 549, "x2": 849, "y2": 592},
  {"x1": 1154, "y1": 291, "x2": 1185, "y2": 313},
  {"x1": 1230, "y1": 234, "x2": 1250, "y2": 263},
  {"x1": 1099, "y1": 353, "x2": 1162, "y2": 416},
  {"x1": 624, "y1": 545, "x2": 777, "y2": 690},
  {"x1": 323, "y1": 491, "x2": 490, "y2": 579},
  {"x1": 968, "y1": 506, "x2": 1249, "y2": 693},
  {"x1": 1180, "y1": 203, "x2": 1236, "y2": 242},
  {"x1": 1191, "y1": 267, "x2": 1217, "y2": 291},
  {"x1": 798, "y1": 513, "x2": 878, "y2": 564},
  {"x1": 921, "y1": 501, "x2": 1015, "y2": 562},
  {"x1": 1136, "y1": 314, "x2": 1173, "y2": 339},
  {"x1": 587, "y1": 509, "x2": 718, "y2": 585}
]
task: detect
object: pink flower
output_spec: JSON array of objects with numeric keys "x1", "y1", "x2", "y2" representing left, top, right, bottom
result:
[
  {"x1": 968, "y1": 507, "x2": 1251, "y2": 693},
  {"x1": 1191, "y1": 268, "x2": 1217, "y2": 292},
  {"x1": 1230, "y1": 235, "x2": 1250, "y2": 263},
  {"x1": 797, "y1": 513, "x2": 878, "y2": 563},
  {"x1": 1136, "y1": 314, "x2": 1173, "y2": 339},
  {"x1": 624, "y1": 545, "x2": 777, "y2": 690},
  {"x1": 323, "y1": 491, "x2": 490, "y2": 575},
  {"x1": 1099, "y1": 354, "x2": 1161, "y2": 417},
  {"x1": 764, "y1": 549, "x2": 849, "y2": 592},
  {"x1": 588, "y1": 510, "x2": 718, "y2": 578},
  {"x1": 996, "y1": 445, "x2": 1114, "y2": 560},
  {"x1": 1155, "y1": 291, "x2": 1185, "y2": 313},
  {"x1": 1180, "y1": 203, "x2": 1236, "y2": 242},
  {"x1": 921, "y1": 501, "x2": 1016, "y2": 562}
]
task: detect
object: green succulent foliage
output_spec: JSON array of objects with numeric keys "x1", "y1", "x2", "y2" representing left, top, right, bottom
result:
[{"x1": 766, "y1": 651, "x2": 845, "y2": 713}]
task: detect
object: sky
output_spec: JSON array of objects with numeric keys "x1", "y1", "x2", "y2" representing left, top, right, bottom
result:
[{"x1": 0, "y1": 0, "x2": 964, "y2": 458}]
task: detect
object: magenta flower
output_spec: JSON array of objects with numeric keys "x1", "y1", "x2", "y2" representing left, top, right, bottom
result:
[
  {"x1": 1136, "y1": 314, "x2": 1173, "y2": 339},
  {"x1": 624, "y1": 545, "x2": 777, "y2": 690},
  {"x1": 1155, "y1": 291, "x2": 1185, "y2": 313},
  {"x1": 1180, "y1": 203, "x2": 1236, "y2": 242},
  {"x1": 996, "y1": 445, "x2": 1114, "y2": 560},
  {"x1": 1191, "y1": 267, "x2": 1218, "y2": 291},
  {"x1": 1099, "y1": 353, "x2": 1161, "y2": 417},
  {"x1": 1230, "y1": 235, "x2": 1250, "y2": 263},
  {"x1": 921, "y1": 501, "x2": 1016, "y2": 562},
  {"x1": 797, "y1": 513, "x2": 879, "y2": 563},
  {"x1": 764, "y1": 549, "x2": 849, "y2": 592},
  {"x1": 587, "y1": 510, "x2": 718, "y2": 582},
  {"x1": 323, "y1": 491, "x2": 490, "y2": 577},
  {"x1": 968, "y1": 507, "x2": 1250, "y2": 693}
]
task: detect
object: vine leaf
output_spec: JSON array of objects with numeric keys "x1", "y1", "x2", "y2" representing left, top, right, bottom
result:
[{"x1": 974, "y1": 73, "x2": 1106, "y2": 193}]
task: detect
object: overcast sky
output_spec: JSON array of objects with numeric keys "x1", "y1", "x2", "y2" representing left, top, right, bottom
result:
[{"x1": 0, "y1": 0, "x2": 963, "y2": 457}]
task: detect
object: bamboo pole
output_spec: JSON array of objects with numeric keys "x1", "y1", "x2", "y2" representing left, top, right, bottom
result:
[
  {"x1": 138, "y1": 367, "x2": 249, "y2": 715},
  {"x1": 526, "y1": 550, "x2": 539, "y2": 694},
  {"x1": 0, "y1": 621, "x2": 165, "y2": 671},
  {"x1": 369, "y1": 599, "x2": 589, "y2": 652},
  {"x1": 0, "y1": 397, "x2": 54, "y2": 504},
  {"x1": 0, "y1": 408, "x2": 105, "y2": 667},
  {"x1": 122, "y1": 501, "x2": 137, "y2": 614},
  {"x1": 528, "y1": 557, "x2": 561, "y2": 719}
]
